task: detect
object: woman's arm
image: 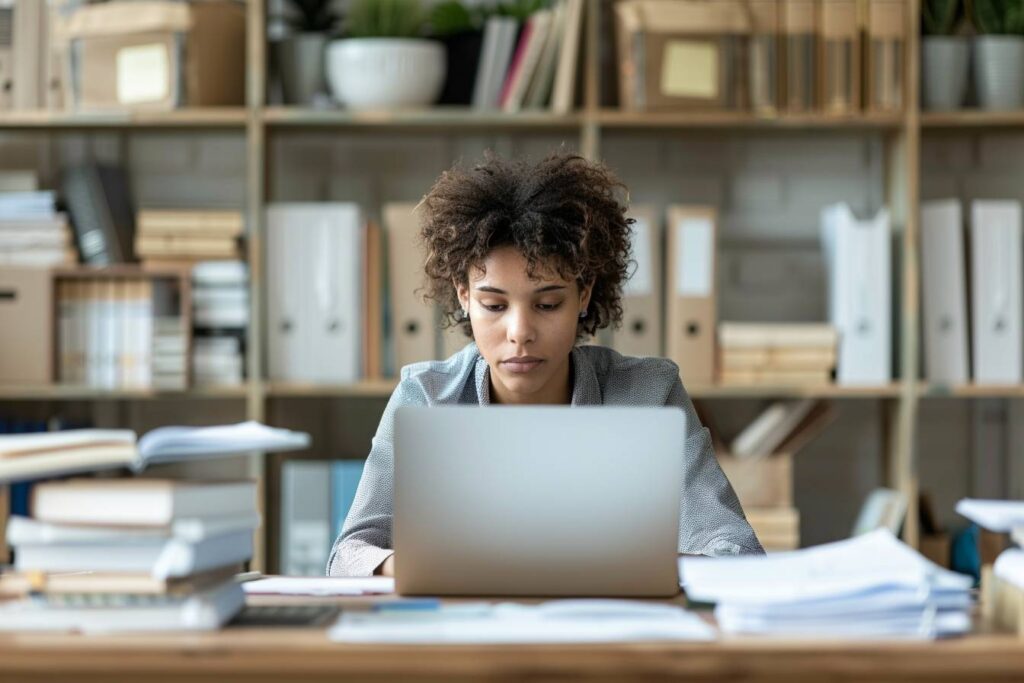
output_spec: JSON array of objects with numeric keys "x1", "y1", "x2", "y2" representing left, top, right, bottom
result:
[
  {"x1": 325, "y1": 378, "x2": 428, "y2": 576},
  {"x1": 666, "y1": 376, "x2": 766, "y2": 556}
]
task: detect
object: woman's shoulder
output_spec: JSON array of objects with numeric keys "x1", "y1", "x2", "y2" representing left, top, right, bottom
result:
[
  {"x1": 394, "y1": 341, "x2": 479, "y2": 404},
  {"x1": 577, "y1": 345, "x2": 681, "y2": 403}
]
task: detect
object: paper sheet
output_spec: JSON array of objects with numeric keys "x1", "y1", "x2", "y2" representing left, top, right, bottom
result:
[{"x1": 242, "y1": 576, "x2": 395, "y2": 597}]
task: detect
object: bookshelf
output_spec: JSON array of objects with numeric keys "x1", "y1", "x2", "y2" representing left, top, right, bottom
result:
[{"x1": 8, "y1": 0, "x2": 1018, "y2": 571}]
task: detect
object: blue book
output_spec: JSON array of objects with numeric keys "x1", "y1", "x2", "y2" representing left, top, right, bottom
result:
[{"x1": 330, "y1": 460, "x2": 366, "y2": 538}]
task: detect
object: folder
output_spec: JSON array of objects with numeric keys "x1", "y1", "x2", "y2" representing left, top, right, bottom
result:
[
  {"x1": 12, "y1": 0, "x2": 45, "y2": 110},
  {"x1": 665, "y1": 205, "x2": 717, "y2": 385},
  {"x1": 383, "y1": 203, "x2": 436, "y2": 374},
  {"x1": 821, "y1": 203, "x2": 891, "y2": 385},
  {"x1": 0, "y1": 268, "x2": 53, "y2": 385},
  {"x1": 267, "y1": 203, "x2": 364, "y2": 384},
  {"x1": 970, "y1": 201, "x2": 1023, "y2": 385},
  {"x1": 281, "y1": 460, "x2": 331, "y2": 577},
  {"x1": 611, "y1": 204, "x2": 663, "y2": 358},
  {"x1": 921, "y1": 200, "x2": 969, "y2": 385},
  {"x1": 0, "y1": 6, "x2": 12, "y2": 111}
]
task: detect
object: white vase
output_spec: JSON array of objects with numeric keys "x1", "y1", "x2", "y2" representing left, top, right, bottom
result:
[
  {"x1": 973, "y1": 35, "x2": 1024, "y2": 110},
  {"x1": 326, "y1": 38, "x2": 446, "y2": 110},
  {"x1": 922, "y1": 36, "x2": 969, "y2": 111}
]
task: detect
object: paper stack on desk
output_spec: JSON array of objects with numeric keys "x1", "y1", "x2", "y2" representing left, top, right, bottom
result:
[
  {"x1": 957, "y1": 498, "x2": 1024, "y2": 634},
  {"x1": 680, "y1": 530, "x2": 972, "y2": 639},
  {"x1": 329, "y1": 600, "x2": 715, "y2": 644},
  {"x1": 0, "y1": 478, "x2": 260, "y2": 633}
]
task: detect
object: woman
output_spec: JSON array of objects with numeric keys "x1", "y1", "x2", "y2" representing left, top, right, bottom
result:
[{"x1": 327, "y1": 151, "x2": 763, "y2": 577}]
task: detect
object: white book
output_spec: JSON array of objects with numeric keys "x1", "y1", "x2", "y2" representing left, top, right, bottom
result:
[
  {"x1": 14, "y1": 530, "x2": 253, "y2": 578},
  {"x1": 0, "y1": 580, "x2": 245, "y2": 633},
  {"x1": 970, "y1": 200, "x2": 1023, "y2": 384},
  {"x1": 486, "y1": 18, "x2": 520, "y2": 109},
  {"x1": 551, "y1": 0, "x2": 583, "y2": 114},
  {"x1": 730, "y1": 399, "x2": 816, "y2": 459},
  {"x1": 191, "y1": 260, "x2": 248, "y2": 287},
  {"x1": 0, "y1": 229, "x2": 70, "y2": 248},
  {"x1": 921, "y1": 200, "x2": 969, "y2": 385},
  {"x1": 821, "y1": 203, "x2": 892, "y2": 385},
  {"x1": 0, "y1": 421, "x2": 309, "y2": 483},
  {"x1": 472, "y1": 16, "x2": 504, "y2": 109},
  {"x1": 0, "y1": 213, "x2": 68, "y2": 232},
  {"x1": 57, "y1": 282, "x2": 73, "y2": 383},
  {"x1": 6, "y1": 512, "x2": 261, "y2": 545},
  {"x1": 281, "y1": 460, "x2": 331, "y2": 576},
  {"x1": 86, "y1": 280, "x2": 101, "y2": 387}
]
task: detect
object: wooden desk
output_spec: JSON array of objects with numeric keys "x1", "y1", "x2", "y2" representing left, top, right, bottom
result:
[{"x1": 1, "y1": 595, "x2": 1023, "y2": 683}]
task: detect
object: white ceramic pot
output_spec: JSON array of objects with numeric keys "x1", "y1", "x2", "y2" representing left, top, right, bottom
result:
[
  {"x1": 922, "y1": 35, "x2": 970, "y2": 111},
  {"x1": 326, "y1": 38, "x2": 446, "y2": 110},
  {"x1": 973, "y1": 35, "x2": 1024, "y2": 110}
]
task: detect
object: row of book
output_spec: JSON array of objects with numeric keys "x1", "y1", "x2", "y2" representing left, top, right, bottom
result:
[
  {"x1": 280, "y1": 459, "x2": 365, "y2": 576},
  {"x1": 921, "y1": 199, "x2": 1024, "y2": 386},
  {"x1": 470, "y1": 0, "x2": 582, "y2": 114},
  {"x1": 0, "y1": 0, "x2": 73, "y2": 112},
  {"x1": 614, "y1": 0, "x2": 906, "y2": 115},
  {"x1": 192, "y1": 261, "x2": 248, "y2": 387},
  {"x1": 717, "y1": 323, "x2": 837, "y2": 387},
  {"x1": 55, "y1": 276, "x2": 187, "y2": 390},
  {"x1": 0, "y1": 172, "x2": 76, "y2": 267}
]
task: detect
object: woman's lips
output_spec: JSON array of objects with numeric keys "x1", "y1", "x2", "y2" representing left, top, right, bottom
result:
[{"x1": 501, "y1": 359, "x2": 544, "y2": 374}]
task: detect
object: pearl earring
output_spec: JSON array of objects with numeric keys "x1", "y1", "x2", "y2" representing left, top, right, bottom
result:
[{"x1": 579, "y1": 310, "x2": 588, "y2": 319}]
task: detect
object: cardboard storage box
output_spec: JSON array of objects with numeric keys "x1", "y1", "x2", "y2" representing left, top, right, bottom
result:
[
  {"x1": 65, "y1": 0, "x2": 245, "y2": 111},
  {"x1": 0, "y1": 268, "x2": 54, "y2": 384}
]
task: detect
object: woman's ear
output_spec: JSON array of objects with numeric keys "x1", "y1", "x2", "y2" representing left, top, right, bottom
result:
[
  {"x1": 455, "y1": 280, "x2": 470, "y2": 314},
  {"x1": 579, "y1": 278, "x2": 595, "y2": 314}
]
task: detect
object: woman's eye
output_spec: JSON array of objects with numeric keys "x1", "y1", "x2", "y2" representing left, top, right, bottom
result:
[
  {"x1": 483, "y1": 304, "x2": 506, "y2": 312},
  {"x1": 537, "y1": 303, "x2": 561, "y2": 312}
]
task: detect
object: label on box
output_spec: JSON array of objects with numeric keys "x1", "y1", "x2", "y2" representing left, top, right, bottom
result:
[
  {"x1": 116, "y1": 44, "x2": 169, "y2": 105},
  {"x1": 676, "y1": 218, "x2": 714, "y2": 297},
  {"x1": 661, "y1": 40, "x2": 718, "y2": 99}
]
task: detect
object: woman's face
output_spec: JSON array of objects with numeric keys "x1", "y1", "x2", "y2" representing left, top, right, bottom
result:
[{"x1": 456, "y1": 246, "x2": 592, "y2": 405}]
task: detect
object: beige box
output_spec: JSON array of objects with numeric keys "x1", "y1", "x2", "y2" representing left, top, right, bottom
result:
[
  {"x1": 65, "y1": 0, "x2": 245, "y2": 111},
  {"x1": 615, "y1": 0, "x2": 750, "y2": 111},
  {"x1": 665, "y1": 205, "x2": 717, "y2": 386},
  {"x1": 0, "y1": 268, "x2": 54, "y2": 384}
]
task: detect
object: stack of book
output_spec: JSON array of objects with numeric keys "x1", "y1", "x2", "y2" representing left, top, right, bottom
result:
[
  {"x1": 153, "y1": 315, "x2": 188, "y2": 390},
  {"x1": 135, "y1": 209, "x2": 243, "y2": 267},
  {"x1": 957, "y1": 499, "x2": 1024, "y2": 634},
  {"x1": 681, "y1": 530, "x2": 973, "y2": 639},
  {"x1": 717, "y1": 323, "x2": 838, "y2": 386},
  {"x1": 0, "y1": 478, "x2": 258, "y2": 632},
  {"x1": 0, "y1": 173, "x2": 76, "y2": 267},
  {"x1": 192, "y1": 261, "x2": 247, "y2": 387}
]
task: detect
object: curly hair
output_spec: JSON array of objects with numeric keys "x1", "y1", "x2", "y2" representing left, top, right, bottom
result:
[{"x1": 419, "y1": 150, "x2": 633, "y2": 339}]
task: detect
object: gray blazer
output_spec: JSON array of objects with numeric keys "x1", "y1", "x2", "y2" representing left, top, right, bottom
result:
[{"x1": 327, "y1": 342, "x2": 764, "y2": 577}]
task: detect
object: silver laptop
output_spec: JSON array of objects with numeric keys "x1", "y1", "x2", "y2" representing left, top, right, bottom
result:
[{"x1": 393, "y1": 406, "x2": 685, "y2": 597}]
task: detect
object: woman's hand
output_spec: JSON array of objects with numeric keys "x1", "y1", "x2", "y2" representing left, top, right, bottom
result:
[{"x1": 375, "y1": 554, "x2": 396, "y2": 577}]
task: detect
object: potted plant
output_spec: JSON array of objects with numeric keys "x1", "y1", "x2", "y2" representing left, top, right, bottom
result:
[
  {"x1": 431, "y1": 1, "x2": 488, "y2": 105},
  {"x1": 326, "y1": 0, "x2": 446, "y2": 110},
  {"x1": 276, "y1": 0, "x2": 340, "y2": 105},
  {"x1": 969, "y1": 0, "x2": 1024, "y2": 109},
  {"x1": 922, "y1": 0, "x2": 969, "y2": 110}
]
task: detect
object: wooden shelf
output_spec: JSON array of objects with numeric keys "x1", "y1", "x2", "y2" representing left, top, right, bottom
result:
[
  {"x1": 921, "y1": 109, "x2": 1024, "y2": 129},
  {"x1": 0, "y1": 385, "x2": 251, "y2": 401},
  {"x1": 595, "y1": 109, "x2": 905, "y2": 131},
  {"x1": 262, "y1": 106, "x2": 581, "y2": 131},
  {"x1": 688, "y1": 383, "x2": 904, "y2": 399},
  {"x1": 265, "y1": 380, "x2": 398, "y2": 398},
  {"x1": 918, "y1": 384, "x2": 1024, "y2": 399},
  {"x1": 0, "y1": 108, "x2": 248, "y2": 130}
]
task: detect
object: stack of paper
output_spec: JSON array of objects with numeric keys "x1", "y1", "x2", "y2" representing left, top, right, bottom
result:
[
  {"x1": 0, "y1": 175, "x2": 76, "y2": 266},
  {"x1": 0, "y1": 478, "x2": 259, "y2": 633},
  {"x1": 957, "y1": 499, "x2": 1024, "y2": 634},
  {"x1": 191, "y1": 261, "x2": 248, "y2": 387},
  {"x1": 681, "y1": 530, "x2": 972, "y2": 639},
  {"x1": 717, "y1": 323, "x2": 837, "y2": 386},
  {"x1": 329, "y1": 599, "x2": 715, "y2": 644}
]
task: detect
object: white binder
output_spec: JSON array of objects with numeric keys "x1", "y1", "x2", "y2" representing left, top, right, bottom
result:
[
  {"x1": 267, "y1": 203, "x2": 364, "y2": 384},
  {"x1": 821, "y1": 203, "x2": 891, "y2": 385},
  {"x1": 970, "y1": 200, "x2": 1023, "y2": 385},
  {"x1": 921, "y1": 200, "x2": 969, "y2": 385},
  {"x1": 281, "y1": 460, "x2": 331, "y2": 577},
  {"x1": 611, "y1": 205, "x2": 663, "y2": 358}
]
